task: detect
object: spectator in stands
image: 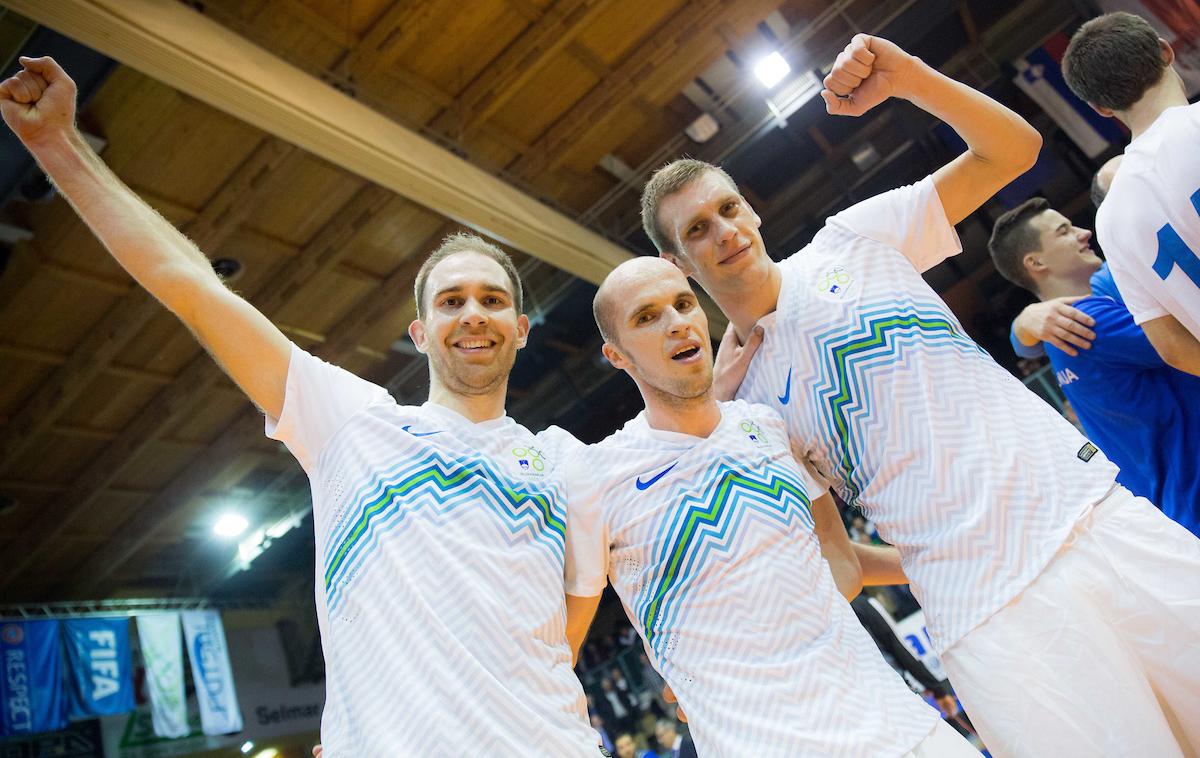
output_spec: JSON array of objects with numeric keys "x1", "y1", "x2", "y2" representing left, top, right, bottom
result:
[
  {"x1": 991, "y1": 193, "x2": 1200, "y2": 536},
  {"x1": 653, "y1": 719, "x2": 697, "y2": 758},
  {"x1": 597, "y1": 676, "x2": 637, "y2": 735},
  {"x1": 635, "y1": 651, "x2": 667, "y2": 717}
]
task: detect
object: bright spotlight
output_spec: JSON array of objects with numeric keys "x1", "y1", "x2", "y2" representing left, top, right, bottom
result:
[
  {"x1": 240, "y1": 742, "x2": 255, "y2": 754},
  {"x1": 213, "y1": 512, "x2": 249, "y2": 538},
  {"x1": 754, "y1": 51, "x2": 791, "y2": 89}
]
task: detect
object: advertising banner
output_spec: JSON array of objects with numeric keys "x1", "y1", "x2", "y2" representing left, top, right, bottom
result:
[
  {"x1": 135, "y1": 614, "x2": 188, "y2": 738},
  {"x1": 180, "y1": 610, "x2": 243, "y2": 735},
  {"x1": 0, "y1": 619, "x2": 66, "y2": 737}
]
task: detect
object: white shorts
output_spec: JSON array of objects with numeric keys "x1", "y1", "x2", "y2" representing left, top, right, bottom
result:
[
  {"x1": 901, "y1": 720, "x2": 980, "y2": 757},
  {"x1": 942, "y1": 486, "x2": 1200, "y2": 758}
]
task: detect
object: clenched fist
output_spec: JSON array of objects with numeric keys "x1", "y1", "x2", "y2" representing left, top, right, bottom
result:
[
  {"x1": 0, "y1": 56, "x2": 78, "y2": 149},
  {"x1": 821, "y1": 34, "x2": 918, "y2": 117}
]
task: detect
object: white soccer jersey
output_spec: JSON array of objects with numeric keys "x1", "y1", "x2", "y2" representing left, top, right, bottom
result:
[
  {"x1": 1096, "y1": 103, "x2": 1200, "y2": 339},
  {"x1": 737, "y1": 178, "x2": 1120, "y2": 653},
  {"x1": 266, "y1": 346, "x2": 600, "y2": 755},
  {"x1": 565, "y1": 400, "x2": 939, "y2": 757}
]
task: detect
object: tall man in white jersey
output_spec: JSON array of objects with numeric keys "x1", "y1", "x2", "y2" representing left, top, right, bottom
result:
[
  {"x1": 640, "y1": 33, "x2": 1200, "y2": 757},
  {"x1": 565, "y1": 256, "x2": 979, "y2": 757},
  {"x1": 1064, "y1": 11, "x2": 1200, "y2": 375},
  {"x1": 0, "y1": 57, "x2": 605, "y2": 754}
]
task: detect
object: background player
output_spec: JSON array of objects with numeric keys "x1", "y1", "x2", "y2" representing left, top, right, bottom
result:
[
  {"x1": 0, "y1": 56, "x2": 604, "y2": 754},
  {"x1": 565, "y1": 256, "x2": 979, "y2": 757},
  {"x1": 1064, "y1": 11, "x2": 1200, "y2": 374},
  {"x1": 640, "y1": 33, "x2": 1200, "y2": 756},
  {"x1": 990, "y1": 195, "x2": 1200, "y2": 537}
]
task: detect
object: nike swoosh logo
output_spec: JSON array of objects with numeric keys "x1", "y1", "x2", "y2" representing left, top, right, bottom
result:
[
  {"x1": 635, "y1": 462, "x2": 677, "y2": 490},
  {"x1": 401, "y1": 425, "x2": 442, "y2": 437},
  {"x1": 777, "y1": 367, "x2": 792, "y2": 405}
]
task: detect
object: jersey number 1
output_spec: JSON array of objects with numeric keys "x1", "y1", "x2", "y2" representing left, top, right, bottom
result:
[{"x1": 1153, "y1": 188, "x2": 1200, "y2": 289}]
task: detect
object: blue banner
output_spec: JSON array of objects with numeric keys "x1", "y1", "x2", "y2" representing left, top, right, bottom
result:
[
  {"x1": 0, "y1": 620, "x2": 66, "y2": 737},
  {"x1": 62, "y1": 618, "x2": 135, "y2": 719}
]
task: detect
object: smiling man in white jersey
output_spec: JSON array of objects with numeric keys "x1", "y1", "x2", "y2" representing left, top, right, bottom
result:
[
  {"x1": 0, "y1": 57, "x2": 604, "y2": 754},
  {"x1": 564, "y1": 256, "x2": 979, "y2": 757},
  {"x1": 640, "y1": 33, "x2": 1200, "y2": 758},
  {"x1": 1063, "y1": 11, "x2": 1200, "y2": 376}
]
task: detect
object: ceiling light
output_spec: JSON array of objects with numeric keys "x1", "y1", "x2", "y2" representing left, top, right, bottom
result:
[
  {"x1": 240, "y1": 742, "x2": 255, "y2": 755},
  {"x1": 253, "y1": 749, "x2": 280, "y2": 758},
  {"x1": 213, "y1": 513, "x2": 249, "y2": 538},
  {"x1": 685, "y1": 113, "x2": 720, "y2": 143},
  {"x1": 754, "y1": 52, "x2": 791, "y2": 89}
]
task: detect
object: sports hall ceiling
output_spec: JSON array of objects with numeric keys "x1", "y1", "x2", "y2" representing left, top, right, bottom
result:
[{"x1": 0, "y1": 0, "x2": 1096, "y2": 607}]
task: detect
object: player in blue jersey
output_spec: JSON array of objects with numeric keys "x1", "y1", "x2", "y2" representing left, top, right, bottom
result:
[{"x1": 995, "y1": 181, "x2": 1200, "y2": 537}]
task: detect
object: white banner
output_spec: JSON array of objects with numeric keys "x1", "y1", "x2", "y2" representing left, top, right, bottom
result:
[
  {"x1": 181, "y1": 610, "x2": 243, "y2": 735},
  {"x1": 135, "y1": 614, "x2": 188, "y2": 738}
]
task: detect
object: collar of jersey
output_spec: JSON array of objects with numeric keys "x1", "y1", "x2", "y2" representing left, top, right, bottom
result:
[
  {"x1": 624, "y1": 402, "x2": 741, "y2": 447},
  {"x1": 419, "y1": 400, "x2": 516, "y2": 432}
]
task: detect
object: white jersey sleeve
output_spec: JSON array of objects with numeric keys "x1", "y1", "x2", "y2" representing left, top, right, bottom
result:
[
  {"x1": 563, "y1": 448, "x2": 609, "y2": 597},
  {"x1": 829, "y1": 175, "x2": 963, "y2": 272},
  {"x1": 264, "y1": 344, "x2": 393, "y2": 473}
]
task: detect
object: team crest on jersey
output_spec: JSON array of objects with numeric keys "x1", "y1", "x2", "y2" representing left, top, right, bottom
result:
[
  {"x1": 816, "y1": 264, "x2": 856, "y2": 300},
  {"x1": 739, "y1": 420, "x2": 769, "y2": 447},
  {"x1": 511, "y1": 444, "x2": 547, "y2": 477}
]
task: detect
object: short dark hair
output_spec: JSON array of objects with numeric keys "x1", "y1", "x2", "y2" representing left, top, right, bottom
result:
[
  {"x1": 413, "y1": 232, "x2": 523, "y2": 319},
  {"x1": 1063, "y1": 12, "x2": 1166, "y2": 111},
  {"x1": 640, "y1": 158, "x2": 740, "y2": 253},
  {"x1": 988, "y1": 197, "x2": 1051, "y2": 293}
]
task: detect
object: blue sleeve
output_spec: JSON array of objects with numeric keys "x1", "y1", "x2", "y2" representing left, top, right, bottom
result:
[
  {"x1": 1010, "y1": 322, "x2": 1046, "y2": 359},
  {"x1": 1075, "y1": 298, "x2": 1165, "y2": 369}
]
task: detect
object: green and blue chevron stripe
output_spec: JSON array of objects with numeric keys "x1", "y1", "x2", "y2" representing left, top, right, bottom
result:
[
  {"x1": 810, "y1": 302, "x2": 984, "y2": 502},
  {"x1": 633, "y1": 457, "x2": 814, "y2": 655},
  {"x1": 322, "y1": 451, "x2": 566, "y2": 611}
]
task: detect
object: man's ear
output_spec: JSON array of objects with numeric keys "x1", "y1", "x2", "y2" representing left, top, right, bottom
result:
[
  {"x1": 515, "y1": 313, "x2": 530, "y2": 349},
  {"x1": 1089, "y1": 102, "x2": 1115, "y2": 118},
  {"x1": 602, "y1": 341, "x2": 630, "y2": 371},
  {"x1": 1161, "y1": 38, "x2": 1175, "y2": 66},
  {"x1": 660, "y1": 250, "x2": 696, "y2": 278},
  {"x1": 1022, "y1": 251, "x2": 1046, "y2": 275},
  {"x1": 408, "y1": 319, "x2": 428, "y2": 354}
]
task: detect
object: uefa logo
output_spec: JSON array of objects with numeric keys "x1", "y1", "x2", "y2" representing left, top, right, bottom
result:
[{"x1": 1, "y1": 624, "x2": 24, "y2": 645}]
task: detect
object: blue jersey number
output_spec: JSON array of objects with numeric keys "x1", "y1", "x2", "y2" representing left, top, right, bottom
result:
[{"x1": 1152, "y1": 188, "x2": 1200, "y2": 289}]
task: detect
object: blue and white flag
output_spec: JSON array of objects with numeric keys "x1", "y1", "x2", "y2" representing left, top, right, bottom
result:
[
  {"x1": 63, "y1": 618, "x2": 135, "y2": 719},
  {"x1": 135, "y1": 614, "x2": 188, "y2": 738},
  {"x1": 181, "y1": 610, "x2": 242, "y2": 735},
  {"x1": 1014, "y1": 33, "x2": 1126, "y2": 158},
  {"x1": 0, "y1": 620, "x2": 66, "y2": 736}
]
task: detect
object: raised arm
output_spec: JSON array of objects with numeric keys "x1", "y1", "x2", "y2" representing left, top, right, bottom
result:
[
  {"x1": 0, "y1": 57, "x2": 290, "y2": 417},
  {"x1": 823, "y1": 34, "x2": 1042, "y2": 225}
]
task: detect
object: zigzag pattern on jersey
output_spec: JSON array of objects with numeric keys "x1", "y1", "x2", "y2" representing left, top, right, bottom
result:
[
  {"x1": 323, "y1": 450, "x2": 566, "y2": 612},
  {"x1": 809, "y1": 302, "x2": 984, "y2": 503},
  {"x1": 633, "y1": 457, "x2": 815, "y2": 658}
]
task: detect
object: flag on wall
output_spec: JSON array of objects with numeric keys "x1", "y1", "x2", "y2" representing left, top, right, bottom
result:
[
  {"x1": 0, "y1": 620, "x2": 66, "y2": 736},
  {"x1": 63, "y1": 618, "x2": 135, "y2": 719},
  {"x1": 181, "y1": 610, "x2": 243, "y2": 735},
  {"x1": 1099, "y1": 0, "x2": 1200, "y2": 97},
  {"x1": 136, "y1": 614, "x2": 189, "y2": 738},
  {"x1": 1014, "y1": 33, "x2": 1127, "y2": 157}
]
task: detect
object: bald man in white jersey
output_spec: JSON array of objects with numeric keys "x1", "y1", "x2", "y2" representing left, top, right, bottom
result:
[
  {"x1": 0, "y1": 57, "x2": 605, "y2": 754},
  {"x1": 565, "y1": 257, "x2": 979, "y2": 757},
  {"x1": 640, "y1": 33, "x2": 1200, "y2": 757}
]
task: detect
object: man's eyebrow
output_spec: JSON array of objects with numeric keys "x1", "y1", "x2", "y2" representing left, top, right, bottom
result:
[{"x1": 432, "y1": 282, "x2": 510, "y2": 299}]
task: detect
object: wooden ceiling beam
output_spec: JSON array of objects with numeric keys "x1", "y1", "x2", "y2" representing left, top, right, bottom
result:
[
  {"x1": 65, "y1": 221, "x2": 458, "y2": 597},
  {"x1": 434, "y1": 0, "x2": 612, "y2": 137},
  {"x1": 0, "y1": 137, "x2": 292, "y2": 478},
  {"x1": 508, "y1": 0, "x2": 784, "y2": 178},
  {"x1": 0, "y1": 183, "x2": 392, "y2": 595},
  {"x1": 3, "y1": 0, "x2": 631, "y2": 283}
]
